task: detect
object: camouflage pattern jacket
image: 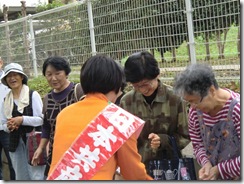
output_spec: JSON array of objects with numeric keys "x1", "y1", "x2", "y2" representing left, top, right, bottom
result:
[{"x1": 120, "y1": 78, "x2": 190, "y2": 172}]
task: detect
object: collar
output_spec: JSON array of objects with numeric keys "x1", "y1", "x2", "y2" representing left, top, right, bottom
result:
[{"x1": 84, "y1": 93, "x2": 109, "y2": 103}]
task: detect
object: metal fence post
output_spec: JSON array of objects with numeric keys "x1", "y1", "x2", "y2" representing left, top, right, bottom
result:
[
  {"x1": 28, "y1": 15, "x2": 38, "y2": 77},
  {"x1": 87, "y1": 0, "x2": 96, "y2": 56},
  {"x1": 185, "y1": 0, "x2": 196, "y2": 64}
]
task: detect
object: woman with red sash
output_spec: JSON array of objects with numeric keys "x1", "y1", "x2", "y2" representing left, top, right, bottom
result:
[{"x1": 48, "y1": 54, "x2": 152, "y2": 180}]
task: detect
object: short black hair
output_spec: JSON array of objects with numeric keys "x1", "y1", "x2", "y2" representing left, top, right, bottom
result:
[
  {"x1": 174, "y1": 63, "x2": 219, "y2": 97},
  {"x1": 124, "y1": 51, "x2": 160, "y2": 83},
  {"x1": 80, "y1": 54, "x2": 125, "y2": 94},
  {"x1": 42, "y1": 56, "x2": 71, "y2": 76}
]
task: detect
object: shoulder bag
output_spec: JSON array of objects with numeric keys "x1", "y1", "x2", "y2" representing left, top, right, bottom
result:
[
  {"x1": 26, "y1": 127, "x2": 47, "y2": 166},
  {"x1": 149, "y1": 136, "x2": 197, "y2": 180}
]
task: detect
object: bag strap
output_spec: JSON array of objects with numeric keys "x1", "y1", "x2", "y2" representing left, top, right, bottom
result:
[
  {"x1": 43, "y1": 94, "x2": 48, "y2": 114},
  {"x1": 74, "y1": 83, "x2": 84, "y2": 102},
  {"x1": 169, "y1": 136, "x2": 182, "y2": 159},
  {"x1": 32, "y1": 130, "x2": 38, "y2": 150},
  {"x1": 227, "y1": 97, "x2": 240, "y2": 120},
  {"x1": 29, "y1": 90, "x2": 34, "y2": 116},
  {"x1": 21, "y1": 90, "x2": 35, "y2": 135},
  {"x1": 42, "y1": 83, "x2": 84, "y2": 114},
  {"x1": 197, "y1": 96, "x2": 240, "y2": 127}
]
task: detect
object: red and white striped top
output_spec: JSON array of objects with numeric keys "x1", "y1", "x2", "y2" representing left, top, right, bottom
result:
[{"x1": 188, "y1": 89, "x2": 240, "y2": 180}]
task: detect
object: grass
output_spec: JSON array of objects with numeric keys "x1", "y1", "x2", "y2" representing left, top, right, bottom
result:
[
  {"x1": 28, "y1": 76, "x2": 51, "y2": 98},
  {"x1": 163, "y1": 25, "x2": 239, "y2": 63}
]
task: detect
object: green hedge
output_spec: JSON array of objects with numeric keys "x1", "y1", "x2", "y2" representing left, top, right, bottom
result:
[{"x1": 28, "y1": 75, "x2": 239, "y2": 99}]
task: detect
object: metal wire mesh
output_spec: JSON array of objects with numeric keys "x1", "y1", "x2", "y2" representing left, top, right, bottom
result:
[{"x1": 0, "y1": 0, "x2": 240, "y2": 83}]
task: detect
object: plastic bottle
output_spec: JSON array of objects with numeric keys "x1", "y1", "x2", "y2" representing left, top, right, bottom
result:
[
  {"x1": 178, "y1": 159, "x2": 183, "y2": 180},
  {"x1": 153, "y1": 160, "x2": 163, "y2": 180},
  {"x1": 179, "y1": 159, "x2": 191, "y2": 180}
]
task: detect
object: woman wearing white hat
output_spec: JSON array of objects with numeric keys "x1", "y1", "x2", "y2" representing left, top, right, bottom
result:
[{"x1": 0, "y1": 63, "x2": 45, "y2": 180}]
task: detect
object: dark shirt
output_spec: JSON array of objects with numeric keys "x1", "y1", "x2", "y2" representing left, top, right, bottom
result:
[{"x1": 42, "y1": 82, "x2": 77, "y2": 176}]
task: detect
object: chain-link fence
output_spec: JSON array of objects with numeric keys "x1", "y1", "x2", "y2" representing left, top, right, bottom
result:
[{"x1": 0, "y1": 0, "x2": 240, "y2": 83}]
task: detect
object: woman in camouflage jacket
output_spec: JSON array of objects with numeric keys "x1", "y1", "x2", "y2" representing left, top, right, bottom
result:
[{"x1": 120, "y1": 51, "x2": 190, "y2": 175}]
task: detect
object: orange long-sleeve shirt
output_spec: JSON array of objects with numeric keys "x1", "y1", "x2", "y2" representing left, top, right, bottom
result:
[{"x1": 48, "y1": 93, "x2": 152, "y2": 180}]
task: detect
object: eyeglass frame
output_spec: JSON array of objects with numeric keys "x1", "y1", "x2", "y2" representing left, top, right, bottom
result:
[
  {"x1": 131, "y1": 79, "x2": 154, "y2": 90},
  {"x1": 181, "y1": 95, "x2": 205, "y2": 107}
]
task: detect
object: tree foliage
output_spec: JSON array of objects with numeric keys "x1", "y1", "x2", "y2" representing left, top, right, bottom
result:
[
  {"x1": 192, "y1": 0, "x2": 240, "y2": 60},
  {"x1": 36, "y1": 0, "x2": 65, "y2": 12},
  {"x1": 33, "y1": 1, "x2": 91, "y2": 65}
]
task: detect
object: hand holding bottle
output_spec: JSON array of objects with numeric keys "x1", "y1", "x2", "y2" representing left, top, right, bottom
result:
[{"x1": 148, "y1": 133, "x2": 161, "y2": 151}]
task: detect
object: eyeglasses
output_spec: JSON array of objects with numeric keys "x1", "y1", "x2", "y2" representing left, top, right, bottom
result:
[
  {"x1": 45, "y1": 71, "x2": 64, "y2": 80},
  {"x1": 182, "y1": 95, "x2": 205, "y2": 107},
  {"x1": 132, "y1": 80, "x2": 153, "y2": 90}
]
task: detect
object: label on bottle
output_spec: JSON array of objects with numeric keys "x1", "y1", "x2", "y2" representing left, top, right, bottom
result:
[
  {"x1": 180, "y1": 167, "x2": 191, "y2": 180},
  {"x1": 153, "y1": 169, "x2": 163, "y2": 180},
  {"x1": 153, "y1": 169, "x2": 163, "y2": 176}
]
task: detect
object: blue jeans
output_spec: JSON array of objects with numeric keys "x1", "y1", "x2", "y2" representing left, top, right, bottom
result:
[
  {"x1": 0, "y1": 130, "x2": 15, "y2": 180},
  {"x1": 9, "y1": 137, "x2": 45, "y2": 180}
]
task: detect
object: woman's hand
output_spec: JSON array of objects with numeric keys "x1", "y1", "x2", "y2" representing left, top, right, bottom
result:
[
  {"x1": 148, "y1": 133, "x2": 161, "y2": 150},
  {"x1": 7, "y1": 116, "x2": 23, "y2": 131},
  {"x1": 31, "y1": 147, "x2": 44, "y2": 166},
  {"x1": 208, "y1": 165, "x2": 219, "y2": 180},
  {"x1": 199, "y1": 161, "x2": 219, "y2": 180}
]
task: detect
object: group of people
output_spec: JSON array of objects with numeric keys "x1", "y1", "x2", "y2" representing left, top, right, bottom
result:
[{"x1": 0, "y1": 51, "x2": 240, "y2": 180}]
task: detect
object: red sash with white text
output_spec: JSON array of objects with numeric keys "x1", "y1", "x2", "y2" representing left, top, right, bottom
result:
[{"x1": 47, "y1": 103, "x2": 145, "y2": 180}]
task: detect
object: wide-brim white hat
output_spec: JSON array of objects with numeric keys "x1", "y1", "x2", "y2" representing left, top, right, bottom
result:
[{"x1": 1, "y1": 63, "x2": 28, "y2": 86}]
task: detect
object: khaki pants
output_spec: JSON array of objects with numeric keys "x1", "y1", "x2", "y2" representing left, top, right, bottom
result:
[{"x1": 1, "y1": 150, "x2": 10, "y2": 180}]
